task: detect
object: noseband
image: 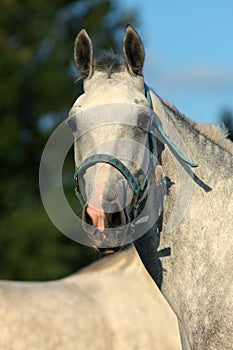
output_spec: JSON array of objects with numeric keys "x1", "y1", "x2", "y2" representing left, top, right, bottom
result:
[
  {"x1": 74, "y1": 84, "x2": 198, "y2": 220},
  {"x1": 75, "y1": 152, "x2": 154, "y2": 218}
]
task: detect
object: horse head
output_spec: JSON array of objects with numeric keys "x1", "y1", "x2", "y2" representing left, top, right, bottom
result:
[{"x1": 67, "y1": 26, "x2": 164, "y2": 253}]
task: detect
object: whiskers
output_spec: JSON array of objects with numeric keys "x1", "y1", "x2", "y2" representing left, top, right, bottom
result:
[{"x1": 83, "y1": 245, "x2": 103, "y2": 259}]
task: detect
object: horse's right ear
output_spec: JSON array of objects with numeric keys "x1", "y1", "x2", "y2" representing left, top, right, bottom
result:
[{"x1": 74, "y1": 29, "x2": 94, "y2": 79}]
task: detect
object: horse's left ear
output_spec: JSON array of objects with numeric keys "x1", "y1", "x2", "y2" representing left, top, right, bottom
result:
[
  {"x1": 74, "y1": 29, "x2": 94, "y2": 79},
  {"x1": 123, "y1": 25, "x2": 145, "y2": 76}
]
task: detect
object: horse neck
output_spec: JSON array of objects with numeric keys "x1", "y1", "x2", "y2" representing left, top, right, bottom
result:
[
  {"x1": 150, "y1": 90, "x2": 233, "y2": 176},
  {"x1": 134, "y1": 90, "x2": 233, "y2": 348}
]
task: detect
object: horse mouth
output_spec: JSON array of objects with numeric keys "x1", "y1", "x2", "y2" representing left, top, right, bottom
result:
[
  {"x1": 83, "y1": 204, "x2": 131, "y2": 254},
  {"x1": 93, "y1": 246, "x2": 121, "y2": 255}
]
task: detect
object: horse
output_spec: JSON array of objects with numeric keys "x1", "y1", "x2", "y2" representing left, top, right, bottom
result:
[
  {"x1": 69, "y1": 25, "x2": 233, "y2": 349},
  {"x1": 0, "y1": 246, "x2": 181, "y2": 350}
]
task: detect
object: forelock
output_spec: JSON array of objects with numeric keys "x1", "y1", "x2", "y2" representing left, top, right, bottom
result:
[{"x1": 95, "y1": 50, "x2": 123, "y2": 77}]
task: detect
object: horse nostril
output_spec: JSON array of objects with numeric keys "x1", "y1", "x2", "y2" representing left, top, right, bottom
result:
[
  {"x1": 84, "y1": 206, "x2": 105, "y2": 231},
  {"x1": 83, "y1": 204, "x2": 127, "y2": 233},
  {"x1": 111, "y1": 211, "x2": 124, "y2": 227},
  {"x1": 83, "y1": 208, "x2": 93, "y2": 226}
]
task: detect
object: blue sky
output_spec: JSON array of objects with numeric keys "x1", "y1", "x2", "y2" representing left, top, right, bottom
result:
[{"x1": 122, "y1": 0, "x2": 233, "y2": 124}]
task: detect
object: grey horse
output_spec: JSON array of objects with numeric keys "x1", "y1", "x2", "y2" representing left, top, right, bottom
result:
[{"x1": 70, "y1": 25, "x2": 233, "y2": 349}]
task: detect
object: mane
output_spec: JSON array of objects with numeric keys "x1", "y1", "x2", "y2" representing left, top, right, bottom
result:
[
  {"x1": 160, "y1": 97, "x2": 233, "y2": 155},
  {"x1": 95, "y1": 50, "x2": 123, "y2": 77}
]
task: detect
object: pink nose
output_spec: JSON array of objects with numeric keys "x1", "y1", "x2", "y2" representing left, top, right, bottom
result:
[{"x1": 86, "y1": 206, "x2": 105, "y2": 231}]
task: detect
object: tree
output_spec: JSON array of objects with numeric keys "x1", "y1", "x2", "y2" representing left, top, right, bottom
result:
[
  {"x1": 0, "y1": 0, "x2": 138, "y2": 280},
  {"x1": 220, "y1": 109, "x2": 233, "y2": 141}
]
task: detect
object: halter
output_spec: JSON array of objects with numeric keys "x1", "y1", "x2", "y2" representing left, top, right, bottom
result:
[{"x1": 74, "y1": 84, "x2": 198, "y2": 219}]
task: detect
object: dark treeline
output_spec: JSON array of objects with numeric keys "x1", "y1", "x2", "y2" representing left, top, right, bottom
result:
[
  {"x1": 0, "y1": 0, "x2": 138, "y2": 280},
  {"x1": 220, "y1": 109, "x2": 233, "y2": 142}
]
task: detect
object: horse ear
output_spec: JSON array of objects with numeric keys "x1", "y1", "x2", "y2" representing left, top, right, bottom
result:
[
  {"x1": 123, "y1": 25, "x2": 145, "y2": 76},
  {"x1": 74, "y1": 29, "x2": 94, "y2": 79}
]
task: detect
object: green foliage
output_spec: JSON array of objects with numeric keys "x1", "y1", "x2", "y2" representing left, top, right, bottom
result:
[
  {"x1": 220, "y1": 109, "x2": 233, "y2": 141},
  {"x1": 0, "y1": 0, "x2": 137, "y2": 280}
]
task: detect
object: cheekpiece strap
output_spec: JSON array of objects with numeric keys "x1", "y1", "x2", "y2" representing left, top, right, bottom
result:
[{"x1": 144, "y1": 83, "x2": 198, "y2": 168}]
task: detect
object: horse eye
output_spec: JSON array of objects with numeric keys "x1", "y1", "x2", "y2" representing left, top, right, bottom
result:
[
  {"x1": 66, "y1": 116, "x2": 78, "y2": 132},
  {"x1": 138, "y1": 113, "x2": 149, "y2": 130}
]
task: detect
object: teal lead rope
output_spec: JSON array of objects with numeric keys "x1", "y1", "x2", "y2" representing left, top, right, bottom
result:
[{"x1": 144, "y1": 83, "x2": 198, "y2": 168}]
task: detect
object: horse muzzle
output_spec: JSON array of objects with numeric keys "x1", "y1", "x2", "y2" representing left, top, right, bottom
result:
[{"x1": 82, "y1": 204, "x2": 131, "y2": 253}]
